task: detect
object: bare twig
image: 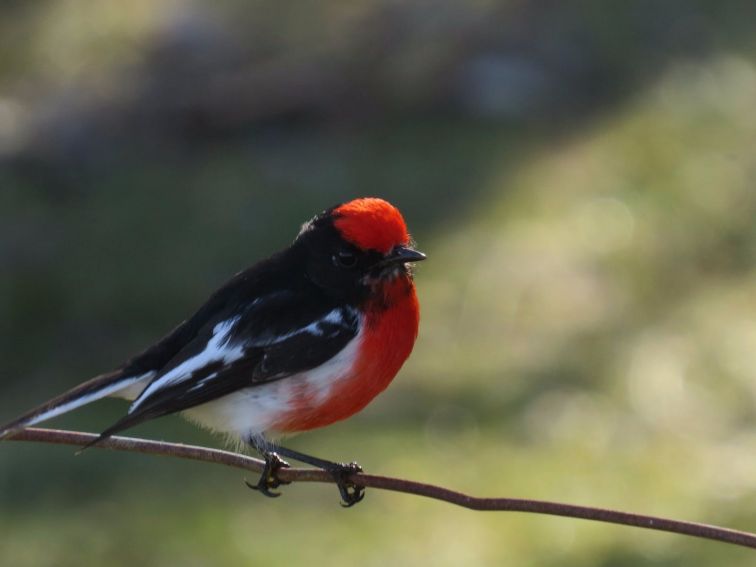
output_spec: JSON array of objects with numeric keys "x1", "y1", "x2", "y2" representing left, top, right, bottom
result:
[{"x1": 6, "y1": 427, "x2": 756, "y2": 550}]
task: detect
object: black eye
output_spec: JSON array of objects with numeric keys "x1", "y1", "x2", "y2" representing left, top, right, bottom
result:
[{"x1": 333, "y1": 250, "x2": 358, "y2": 268}]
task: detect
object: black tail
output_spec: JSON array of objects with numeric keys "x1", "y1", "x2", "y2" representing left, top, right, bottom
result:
[
  {"x1": 77, "y1": 410, "x2": 157, "y2": 451},
  {"x1": 0, "y1": 370, "x2": 148, "y2": 439}
]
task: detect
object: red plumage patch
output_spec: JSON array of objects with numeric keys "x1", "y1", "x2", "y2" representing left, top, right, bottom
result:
[
  {"x1": 272, "y1": 277, "x2": 420, "y2": 433},
  {"x1": 333, "y1": 198, "x2": 410, "y2": 253}
]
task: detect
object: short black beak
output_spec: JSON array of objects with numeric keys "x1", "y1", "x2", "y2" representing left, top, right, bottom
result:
[{"x1": 382, "y1": 245, "x2": 427, "y2": 266}]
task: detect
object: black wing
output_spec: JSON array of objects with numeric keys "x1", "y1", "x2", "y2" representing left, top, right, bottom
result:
[
  {"x1": 1, "y1": 263, "x2": 282, "y2": 438},
  {"x1": 91, "y1": 290, "x2": 359, "y2": 442},
  {"x1": 114, "y1": 264, "x2": 271, "y2": 379}
]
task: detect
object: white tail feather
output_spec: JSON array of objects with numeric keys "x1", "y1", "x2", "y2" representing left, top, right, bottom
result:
[{"x1": 0, "y1": 372, "x2": 153, "y2": 439}]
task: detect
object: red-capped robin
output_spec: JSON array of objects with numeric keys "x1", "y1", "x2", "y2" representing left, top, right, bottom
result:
[{"x1": 0, "y1": 197, "x2": 425, "y2": 506}]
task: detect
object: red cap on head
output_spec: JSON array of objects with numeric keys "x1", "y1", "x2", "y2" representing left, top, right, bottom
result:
[{"x1": 333, "y1": 198, "x2": 410, "y2": 254}]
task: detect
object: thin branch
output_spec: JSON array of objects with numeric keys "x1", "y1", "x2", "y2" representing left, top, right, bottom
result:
[{"x1": 6, "y1": 427, "x2": 756, "y2": 550}]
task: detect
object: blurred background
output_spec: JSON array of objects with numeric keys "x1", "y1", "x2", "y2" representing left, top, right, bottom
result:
[{"x1": 1, "y1": 1, "x2": 755, "y2": 565}]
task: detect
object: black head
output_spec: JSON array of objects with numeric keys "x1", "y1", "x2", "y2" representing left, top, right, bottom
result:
[{"x1": 294, "y1": 198, "x2": 425, "y2": 303}]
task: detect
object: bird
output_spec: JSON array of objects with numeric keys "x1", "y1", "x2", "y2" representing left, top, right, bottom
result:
[{"x1": 0, "y1": 197, "x2": 425, "y2": 506}]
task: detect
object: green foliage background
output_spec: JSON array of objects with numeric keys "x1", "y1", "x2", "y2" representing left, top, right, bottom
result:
[{"x1": 1, "y1": 2, "x2": 755, "y2": 565}]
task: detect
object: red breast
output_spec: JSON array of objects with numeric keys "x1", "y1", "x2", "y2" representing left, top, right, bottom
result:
[
  {"x1": 272, "y1": 197, "x2": 420, "y2": 432},
  {"x1": 273, "y1": 278, "x2": 419, "y2": 432}
]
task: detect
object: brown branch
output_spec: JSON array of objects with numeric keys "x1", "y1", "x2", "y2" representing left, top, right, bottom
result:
[{"x1": 6, "y1": 427, "x2": 756, "y2": 550}]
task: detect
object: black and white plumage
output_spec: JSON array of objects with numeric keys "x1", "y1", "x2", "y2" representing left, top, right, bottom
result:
[
  {"x1": 0, "y1": 212, "x2": 374, "y2": 443},
  {"x1": 1, "y1": 197, "x2": 426, "y2": 507}
]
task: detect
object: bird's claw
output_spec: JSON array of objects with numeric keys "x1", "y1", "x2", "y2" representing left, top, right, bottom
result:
[
  {"x1": 330, "y1": 461, "x2": 365, "y2": 508},
  {"x1": 245, "y1": 452, "x2": 291, "y2": 498}
]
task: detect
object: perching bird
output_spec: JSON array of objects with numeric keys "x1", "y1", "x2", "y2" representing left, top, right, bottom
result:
[{"x1": 0, "y1": 197, "x2": 425, "y2": 506}]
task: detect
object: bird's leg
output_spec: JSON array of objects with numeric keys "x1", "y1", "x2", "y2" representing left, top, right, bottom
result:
[
  {"x1": 245, "y1": 437, "x2": 291, "y2": 498},
  {"x1": 273, "y1": 445, "x2": 365, "y2": 508},
  {"x1": 245, "y1": 436, "x2": 365, "y2": 506}
]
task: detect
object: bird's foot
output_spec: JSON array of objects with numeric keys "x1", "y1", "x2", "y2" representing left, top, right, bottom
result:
[
  {"x1": 328, "y1": 461, "x2": 365, "y2": 508},
  {"x1": 245, "y1": 452, "x2": 291, "y2": 498}
]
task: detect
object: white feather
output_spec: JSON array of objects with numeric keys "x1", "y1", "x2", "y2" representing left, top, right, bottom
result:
[
  {"x1": 248, "y1": 307, "x2": 346, "y2": 345},
  {"x1": 183, "y1": 320, "x2": 363, "y2": 438},
  {"x1": 113, "y1": 372, "x2": 155, "y2": 400},
  {"x1": 29, "y1": 372, "x2": 154, "y2": 426},
  {"x1": 130, "y1": 318, "x2": 244, "y2": 412}
]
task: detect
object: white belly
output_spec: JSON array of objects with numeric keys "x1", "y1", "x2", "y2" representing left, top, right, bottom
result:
[{"x1": 182, "y1": 328, "x2": 363, "y2": 440}]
